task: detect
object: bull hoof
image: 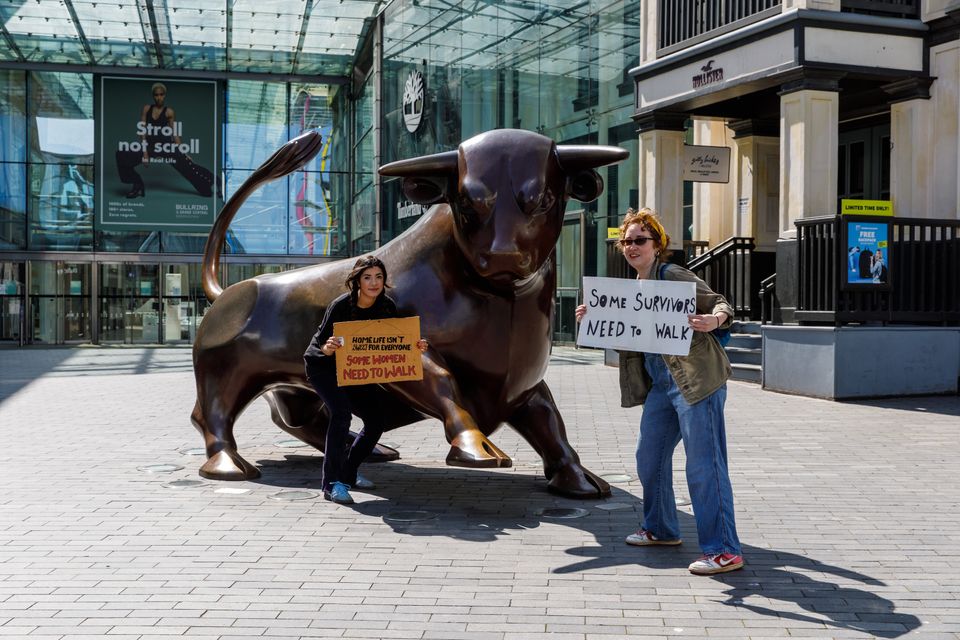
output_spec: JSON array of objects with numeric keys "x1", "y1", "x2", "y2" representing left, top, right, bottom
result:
[
  {"x1": 446, "y1": 431, "x2": 512, "y2": 468},
  {"x1": 546, "y1": 464, "x2": 611, "y2": 499},
  {"x1": 199, "y1": 450, "x2": 261, "y2": 480},
  {"x1": 365, "y1": 442, "x2": 400, "y2": 463}
]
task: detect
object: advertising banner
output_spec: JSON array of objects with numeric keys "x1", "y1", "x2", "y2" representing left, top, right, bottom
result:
[
  {"x1": 844, "y1": 219, "x2": 891, "y2": 289},
  {"x1": 333, "y1": 317, "x2": 424, "y2": 386},
  {"x1": 576, "y1": 276, "x2": 697, "y2": 356},
  {"x1": 841, "y1": 199, "x2": 893, "y2": 216},
  {"x1": 98, "y1": 77, "x2": 218, "y2": 232}
]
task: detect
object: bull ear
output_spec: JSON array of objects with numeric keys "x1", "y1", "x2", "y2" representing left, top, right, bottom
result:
[
  {"x1": 568, "y1": 170, "x2": 604, "y2": 203},
  {"x1": 402, "y1": 177, "x2": 447, "y2": 205}
]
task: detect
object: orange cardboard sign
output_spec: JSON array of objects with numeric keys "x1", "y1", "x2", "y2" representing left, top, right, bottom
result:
[{"x1": 333, "y1": 316, "x2": 423, "y2": 386}]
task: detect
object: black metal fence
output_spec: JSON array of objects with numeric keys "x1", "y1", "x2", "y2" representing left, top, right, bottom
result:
[
  {"x1": 658, "y1": 0, "x2": 919, "y2": 54},
  {"x1": 687, "y1": 237, "x2": 758, "y2": 319},
  {"x1": 796, "y1": 215, "x2": 960, "y2": 325},
  {"x1": 658, "y1": 0, "x2": 782, "y2": 53}
]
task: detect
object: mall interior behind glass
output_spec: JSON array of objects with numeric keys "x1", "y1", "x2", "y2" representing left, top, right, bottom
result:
[{"x1": 0, "y1": 0, "x2": 641, "y2": 346}]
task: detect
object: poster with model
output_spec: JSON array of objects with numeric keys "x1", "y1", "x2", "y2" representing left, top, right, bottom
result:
[
  {"x1": 98, "y1": 77, "x2": 218, "y2": 232},
  {"x1": 843, "y1": 218, "x2": 891, "y2": 289}
]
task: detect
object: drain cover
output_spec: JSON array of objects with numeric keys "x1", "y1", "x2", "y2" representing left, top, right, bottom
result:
[
  {"x1": 138, "y1": 463, "x2": 184, "y2": 473},
  {"x1": 594, "y1": 502, "x2": 633, "y2": 511},
  {"x1": 162, "y1": 479, "x2": 205, "y2": 488},
  {"x1": 600, "y1": 474, "x2": 633, "y2": 483},
  {"x1": 675, "y1": 497, "x2": 691, "y2": 506},
  {"x1": 384, "y1": 510, "x2": 437, "y2": 522},
  {"x1": 178, "y1": 447, "x2": 206, "y2": 456},
  {"x1": 274, "y1": 439, "x2": 308, "y2": 448},
  {"x1": 537, "y1": 507, "x2": 589, "y2": 519},
  {"x1": 268, "y1": 490, "x2": 318, "y2": 501}
]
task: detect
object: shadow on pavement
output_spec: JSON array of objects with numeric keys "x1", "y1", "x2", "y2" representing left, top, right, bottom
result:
[
  {"x1": 246, "y1": 458, "x2": 920, "y2": 639},
  {"x1": 0, "y1": 346, "x2": 194, "y2": 405},
  {"x1": 842, "y1": 394, "x2": 960, "y2": 418}
]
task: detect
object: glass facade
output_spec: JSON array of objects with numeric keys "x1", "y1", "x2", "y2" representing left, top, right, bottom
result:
[
  {"x1": 0, "y1": 0, "x2": 640, "y2": 345},
  {"x1": 379, "y1": 0, "x2": 640, "y2": 336}
]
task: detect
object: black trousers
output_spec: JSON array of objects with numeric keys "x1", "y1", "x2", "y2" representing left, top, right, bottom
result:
[
  {"x1": 304, "y1": 362, "x2": 388, "y2": 491},
  {"x1": 115, "y1": 149, "x2": 214, "y2": 197}
]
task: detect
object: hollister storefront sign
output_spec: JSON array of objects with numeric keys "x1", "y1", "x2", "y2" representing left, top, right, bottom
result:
[{"x1": 692, "y1": 60, "x2": 724, "y2": 88}]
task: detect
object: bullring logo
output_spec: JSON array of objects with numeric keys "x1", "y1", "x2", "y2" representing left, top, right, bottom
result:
[{"x1": 402, "y1": 70, "x2": 425, "y2": 133}]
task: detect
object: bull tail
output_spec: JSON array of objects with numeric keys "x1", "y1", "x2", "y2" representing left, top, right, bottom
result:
[{"x1": 201, "y1": 130, "x2": 325, "y2": 301}]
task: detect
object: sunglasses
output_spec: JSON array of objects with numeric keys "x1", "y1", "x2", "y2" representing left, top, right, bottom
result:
[{"x1": 619, "y1": 237, "x2": 655, "y2": 247}]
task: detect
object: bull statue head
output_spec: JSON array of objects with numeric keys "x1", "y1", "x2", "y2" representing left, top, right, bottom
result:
[{"x1": 380, "y1": 129, "x2": 628, "y2": 288}]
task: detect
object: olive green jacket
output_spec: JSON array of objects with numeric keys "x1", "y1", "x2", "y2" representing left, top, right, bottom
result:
[{"x1": 619, "y1": 262, "x2": 734, "y2": 407}]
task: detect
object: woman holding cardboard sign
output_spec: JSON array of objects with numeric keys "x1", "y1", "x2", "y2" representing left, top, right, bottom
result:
[
  {"x1": 304, "y1": 256, "x2": 428, "y2": 505},
  {"x1": 575, "y1": 208, "x2": 743, "y2": 576}
]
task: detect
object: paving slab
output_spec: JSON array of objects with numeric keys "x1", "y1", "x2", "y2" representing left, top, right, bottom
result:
[{"x1": 0, "y1": 345, "x2": 957, "y2": 639}]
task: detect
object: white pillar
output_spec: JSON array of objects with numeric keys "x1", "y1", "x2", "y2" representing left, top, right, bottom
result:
[
  {"x1": 886, "y1": 77, "x2": 934, "y2": 219},
  {"x1": 638, "y1": 117, "x2": 685, "y2": 252},
  {"x1": 782, "y1": 0, "x2": 840, "y2": 10},
  {"x1": 730, "y1": 120, "x2": 780, "y2": 252},
  {"x1": 640, "y1": 0, "x2": 658, "y2": 64},
  {"x1": 692, "y1": 118, "x2": 735, "y2": 245},
  {"x1": 928, "y1": 41, "x2": 960, "y2": 219},
  {"x1": 779, "y1": 86, "x2": 839, "y2": 237}
]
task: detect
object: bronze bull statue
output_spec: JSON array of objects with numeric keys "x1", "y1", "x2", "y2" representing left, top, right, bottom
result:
[{"x1": 191, "y1": 128, "x2": 628, "y2": 497}]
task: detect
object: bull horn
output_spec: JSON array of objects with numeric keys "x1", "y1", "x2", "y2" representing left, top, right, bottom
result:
[
  {"x1": 556, "y1": 145, "x2": 629, "y2": 171},
  {"x1": 379, "y1": 150, "x2": 459, "y2": 177}
]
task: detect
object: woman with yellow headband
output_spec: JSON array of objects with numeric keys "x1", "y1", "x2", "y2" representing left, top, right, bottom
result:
[{"x1": 576, "y1": 207, "x2": 743, "y2": 575}]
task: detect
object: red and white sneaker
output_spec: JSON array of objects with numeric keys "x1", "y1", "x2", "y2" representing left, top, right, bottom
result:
[
  {"x1": 688, "y1": 552, "x2": 744, "y2": 575},
  {"x1": 625, "y1": 528, "x2": 682, "y2": 546}
]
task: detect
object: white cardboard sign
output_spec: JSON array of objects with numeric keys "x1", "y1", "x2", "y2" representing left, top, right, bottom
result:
[{"x1": 576, "y1": 276, "x2": 697, "y2": 356}]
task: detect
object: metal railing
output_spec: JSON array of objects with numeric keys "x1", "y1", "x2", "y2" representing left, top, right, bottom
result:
[
  {"x1": 796, "y1": 215, "x2": 960, "y2": 325},
  {"x1": 687, "y1": 236, "x2": 757, "y2": 319},
  {"x1": 658, "y1": 0, "x2": 782, "y2": 54},
  {"x1": 658, "y1": 1, "x2": 920, "y2": 56},
  {"x1": 759, "y1": 273, "x2": 777, "y2": 325}
]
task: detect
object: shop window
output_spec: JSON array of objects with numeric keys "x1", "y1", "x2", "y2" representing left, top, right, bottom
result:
[
  {"x1": 225, "y1": 80, "x2": 288, "y2": 171},
  {"x1": 289, "y1": 171, "x2": 349, "y2": 257},
  {"x1": 27, "y1": 163, "x2": 94, "y2": 251},
  {"x1": 28, "y1": 72, "x2": 94, "y2": 165}
]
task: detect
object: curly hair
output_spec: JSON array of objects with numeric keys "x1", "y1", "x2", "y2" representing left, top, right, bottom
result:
[
  {"x1": 344, "y1": 255, "x2": 390, "y2": 307},
  {"x1": 619, "y1": 207, "x2": 672, "y2": 260}
]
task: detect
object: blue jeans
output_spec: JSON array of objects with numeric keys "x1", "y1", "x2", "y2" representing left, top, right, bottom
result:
[{"x1": 637, "y1": 354, "x2": 741, "y2": 556}]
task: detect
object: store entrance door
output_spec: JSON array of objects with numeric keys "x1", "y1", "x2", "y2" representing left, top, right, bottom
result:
[{"x1": 838, "y1": 124, "x2": 890, "y2": 205}]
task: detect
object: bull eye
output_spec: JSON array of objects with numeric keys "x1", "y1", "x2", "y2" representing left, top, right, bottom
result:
[{"x1": 529, "y1": 192, "x2": 556, "y2": 218}]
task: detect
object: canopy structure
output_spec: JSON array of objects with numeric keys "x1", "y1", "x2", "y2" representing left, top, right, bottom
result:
[{"x1": 0, "y1": 0, "x2": 387, "y2": 77}]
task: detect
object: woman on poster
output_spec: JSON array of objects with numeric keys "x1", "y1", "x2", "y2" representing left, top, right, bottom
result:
[{"x1": 114, "y1": 82, "x2": 214, "y2": 199}]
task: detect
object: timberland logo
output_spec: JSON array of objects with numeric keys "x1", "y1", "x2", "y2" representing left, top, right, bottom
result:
[
  {"x1": 402, "y1": 70, "x2": 424, "y2": 133},
  {"x1": 692, "y1": 60, "x2": 723, "y2": 88},
  {"x1": 396, "y1": 200, "x2": 426, "y2": 220}
]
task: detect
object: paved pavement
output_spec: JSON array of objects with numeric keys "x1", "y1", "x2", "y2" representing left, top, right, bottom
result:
[{"x1": 0, "y1": 345, "x2": 958, "y2": 639}]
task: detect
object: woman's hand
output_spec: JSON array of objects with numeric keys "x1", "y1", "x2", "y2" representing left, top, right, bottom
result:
[
  {"x1": 320, "y1": 336, "x2": 343, "y2": 356},
  {"x1": 575, "y1": 304, "x2": 587, "y2": 323},
  {"x1": 416, "y1": 339, "x2": 429, "y2": 353},
  {"x1": 688, "y1": 312, "x2": 726, "y2": 333}
]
